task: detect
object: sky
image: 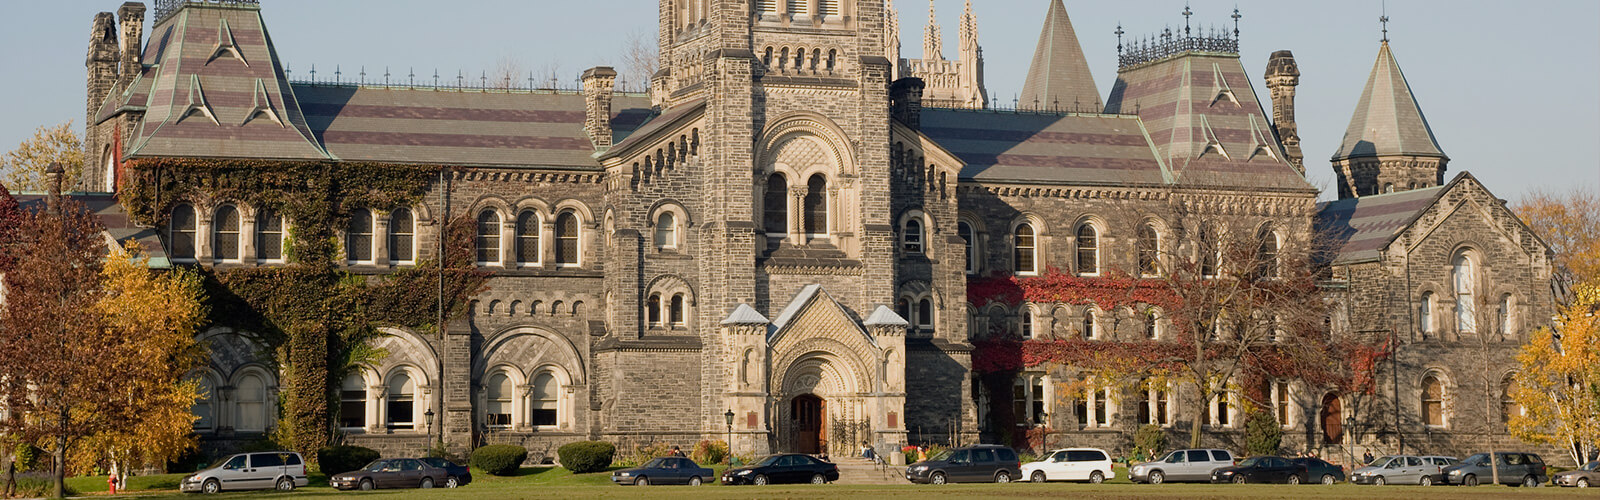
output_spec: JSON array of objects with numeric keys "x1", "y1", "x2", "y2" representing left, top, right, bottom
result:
[{"x1": 3, "y1": 0, "x2": 1596, "y2": 201}]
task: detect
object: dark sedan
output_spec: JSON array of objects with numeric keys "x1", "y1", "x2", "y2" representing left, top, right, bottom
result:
[
  {"x1": 329, "y1": 458, "x2": 448, "y2": 490},
  {"x1": 1292, "y1": 457, "x2": 1346, "y2": 485},
  {"x1": 418, "y1": 457, "x2": 472, "y2": 488},
  {"x1": 721, "y1": 454, "x2": 839, "y2": 485},
  {"x1": 611, "y1": 457, "x2": 715, "y2": 486},
  {"x1": 1211, "y1": 456, "x2": 1308, "y2": 484}
]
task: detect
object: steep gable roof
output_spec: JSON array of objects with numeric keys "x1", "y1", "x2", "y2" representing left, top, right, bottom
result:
[
  {"x1": 1018, "y1": 0, "x2": 1102, "y2": 111},
  {"x1": 1332, "y1": 42, "x2": 1446, "y2": 161},
  {"x1": 1316, "y1": 184, "x2": 1444, "y2": 264}
]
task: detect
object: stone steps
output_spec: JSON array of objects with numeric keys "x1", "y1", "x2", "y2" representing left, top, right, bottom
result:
[{"x1": 833, "y1": 458, "x2": 904, "y2": 485}]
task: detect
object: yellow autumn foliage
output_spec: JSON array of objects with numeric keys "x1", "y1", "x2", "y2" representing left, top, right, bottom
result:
[{"x1": 1509, "y1": 280, "x2": 1599, "y2": 466}]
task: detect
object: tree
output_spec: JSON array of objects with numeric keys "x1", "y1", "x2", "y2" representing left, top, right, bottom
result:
[
  {"x1": 1244, "y1": 410, "x2": 1283, "y2": 456},
  {"x1": 0, "y1": 123, "x2": 83, "y2": 192},
  {"x1": 618, "y1": 29, "x2": 658, "y2": 93},
  {"x1": 1514, "y1": 186, "x2": 1599, "y2": 283},
  {"x1": 1510, "y1": 282, "x2": 1600, "y2": 466}
]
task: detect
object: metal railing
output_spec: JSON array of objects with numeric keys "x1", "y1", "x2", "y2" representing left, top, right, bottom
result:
[{"x1": 154, "y1": 0, "x2": 260, "y2": 24}]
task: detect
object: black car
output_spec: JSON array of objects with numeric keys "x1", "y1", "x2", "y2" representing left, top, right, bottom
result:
[
  {"x1": 329, "y1": 458, "x2": 449, "y2": 491},
  {"x1": 1210, "y1": 456, "x2": 1308, "y2": 484},
  {"x1": 418, "y1": 457, "x2": 472, "y2": 488},
  {"x1": 1291, "y1": 457, "x2": 1346, "y2": 485},
  {"x1": 612, "y1": 457, "x2": 715, "y2": 486},
  {"x1": 721, "y1": 454, "x2": 839, "y2": 485},
  {"x1": 905, "y1": 444, "x2": 1022, "y2": 484}
]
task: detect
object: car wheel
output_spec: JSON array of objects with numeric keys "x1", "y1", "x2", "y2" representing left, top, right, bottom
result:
[
  {"x1": 1090, "y1": 471, "x2": 1104, "y2": 484},
  {"x1": 996, "y1": 471, "x2": 1012, "y2": 483},
  {"x1": 753, "y1": 474, "x2": 768, "y2": 486},
  {"x1": 1321, "y1": 474, "x2": 1336, "y2": 485},
  {"x1": 1374, "y1": 476, "x2": 1386, "y2": 486},
  {"x1": 690, "y1": 476, "x2": 702, "y2": 486},
  {"x1": 1150, "y1": 470, "x2": 1165, "y2": 484},
  {"x1": 276, "y1": 477, "x2": 296, "y2": 491},
  {"x1": 1523, "y1": 475, "x2": 1539, "y2": 488},
  {"x1": 1288, "y1": 474, "x2": 1300, "y2": 485},
  {"x1": 1234, "y1": 475, "x2": 1247, "y2": 484},
  {"x1": 446, "y1": 476, "x2": 459, "y2": 488},
  {"x1": 1578, "y1": 477, "x2": 1589, "y2": 488},
  {"x1": 421, "y1": 477, "x2": 434, "y2": 489},
  {"x1": 811, "y1": 474, "x2": 826, "y2": 484},
  {"x1": 202, "y1": 479, "x2": 220, "y2": 494},
  {"x1": 359, "y1": 479, "x2": 374, "y2": 491},
  {"x1": 635, "y1": 477, "x2": 649, "y2": 486},
  {"x1": 1464, "y1": 474, "x2": 1478, "y2": 487},
  {"x1": 930, "y1": 472, "x2": 946, "y2": 485},
  {"x1": 1030, "y1": 471, "x2": 1046, "y2": 483}
]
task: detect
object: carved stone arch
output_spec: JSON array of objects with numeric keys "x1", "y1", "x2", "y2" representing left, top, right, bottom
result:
[
  {"x1": 369, "y1": 326, "x2": 442, "y2": 386},
  {"x1": 646, "y1": 198, "x2": 695, "y2": 228},
  {"x1": 469, "y1": 195, "x2": 514, "y2": 220},
  {"x1": 552, "y1": 199, "x2": 596, "y2": 226},
  {"x1": 770, "y1": 338, "x2": 874, "y2": 397},
  {"x1": 756, "y1": 112, "x2": 856, "y2": 176},
  {"x1": 1011, "y1": 212, "x2": 1050, "y2": 236},
  {"x1": 197, "y1": 327, "x2": 274, "y2": 378},
  {"x1": 511, "y1": 196, "x2": 554, "y2": 220},
  {"x1": 477, "y1": 326, "x2": 587, "y2": 386}
]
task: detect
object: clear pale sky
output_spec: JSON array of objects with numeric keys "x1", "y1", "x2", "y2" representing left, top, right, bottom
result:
[{"x1": 3, "y1": 0, "x2": 1596, "y2": 200}]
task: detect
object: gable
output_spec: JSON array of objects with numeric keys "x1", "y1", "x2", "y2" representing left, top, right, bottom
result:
[
  {"x1": 767, "y1": 285, "x2": 879, "y2": 353},
  {"x1": 1395, "y1": 174, "x2": 1550, "y2": 267}
]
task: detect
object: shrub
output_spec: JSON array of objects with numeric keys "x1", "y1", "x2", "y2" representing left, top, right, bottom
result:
[
  {"x1": 1244, "y1": 411, "x2": 1283, "y2": 457},
  {"x1": 691, "y1": 440, "x2": 728, "y2": 465},
  {"x1": 14, "y1": 444, "x2": 42, "y2": 472},
  {"x1": 1134, "y1": 424, "x2": 1168, "y2": 461},
  {"x1": 615, "y1": 442, "x2": 673, "y2": 467},
  {"x1": 471, "y1": 445, "x2": 530, "y2": 476},
  {"x1": 556, "y1": 441, "x2": 615, "y2": 473},
  {"x1": 316, "y1": 445, "x2": 381, "y2": 476},
  {"x1": 14, "y1": 471, "x2": 71, "y2": 498}
]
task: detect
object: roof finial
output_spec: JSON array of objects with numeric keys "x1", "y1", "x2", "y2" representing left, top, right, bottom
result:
[
  {"x1": 1183, "y1": 4, "x2": 1193, "y2": 38},
  {"x1": 1115, "y1": 23, "x2": 1125, "y2": 52},
  {"x1": 1231, "y1": 6, "x2": 1242, "y2": 41},
  {"x1": 1379, "y1": 0, "x2": 1390, "y2": 43}
]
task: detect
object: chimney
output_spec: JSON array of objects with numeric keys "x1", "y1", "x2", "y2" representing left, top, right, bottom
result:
[
  {"x1": 117, "y1": 3, "x2": 146, "y2": 85},
  {"x1": 890, "y1": 77, "x2": 926, "y2": 130},
  {"x1": 582, "y1": 66, "x2": 618, "y2": 150},
  {"x1": 46, "y1": 162, "x2": 64, "y2": 216},
  {"x1": 1264, "y1": 50, "x2": 1305, "y2": 173}
]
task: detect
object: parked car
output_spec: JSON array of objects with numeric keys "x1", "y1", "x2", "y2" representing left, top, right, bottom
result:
[
  {"x1": 721, "y1": 454, "x2": 839, "y2": 485},
  {"x1": 1128, "y1": 449, "x2": 1236, "y2": 484},
  {"x1": 1553, "y1": 460, "x2": 1599, "y2": 488},
  {"x1": 612, "y1": 456, "x2": 715, "y2": 486},
  {"x1": 905, "y1": 444, "x2": 1022, "y2": 484},
  {"x1": 180, "y1": 451, "x2": 309, "y2": 494},
  {"x1": 1022, "y1": 448, "x2": 1115, "y2": 483},
  {"x1": 1418, "y1": 456, "x2": 1457, "y2": 485},
  {"x1": 1441, "y1": 452, "x2": 1548, "y2": 487},
  {"x1": 1211, "y1": 456, "x2": 1308, "y2": 484},
  {"x1": 1290, "y1": 457, "x2": 1346, "y2": 485},
  {"x1": 329, "y1": 458, "x2": 449, "y2": 490},
  {"x1": 418, "y1": 457, "x2": 472, "y2": 488}
]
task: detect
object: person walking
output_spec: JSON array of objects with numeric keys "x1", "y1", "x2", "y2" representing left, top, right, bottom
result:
[
  {"x1": 668, "y1": 446, "x2": 686, "y2": 458},
  {"x1": 1362, "y1": 451, "x2": 1374, "y2": 465}
]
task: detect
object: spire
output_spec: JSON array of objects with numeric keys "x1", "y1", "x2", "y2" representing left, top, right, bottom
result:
[
  {"x1": 1019, "y1": 0, "x2": 1101, "y2": 111},
  {"x1": 886, "y1": 0, "x2": 902, "y2": 78},
  {"x1": 1331, "y1": 41, "x2": 1446, "y2": 161},
  {"x1": 958, "y1": 0, "x2": 978, "y2": 52},
  {"x1": 923, "y1": 0, "x2": 943, "y2": 60}
]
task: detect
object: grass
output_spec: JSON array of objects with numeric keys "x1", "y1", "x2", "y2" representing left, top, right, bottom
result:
[{"x1": 64, "y1": 472, "x2": 188, "y2": 493}]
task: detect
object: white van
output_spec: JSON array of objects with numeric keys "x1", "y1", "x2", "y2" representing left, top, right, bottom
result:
[
  {"x1": 180, "y1": 451, "x2": 309, "y2": 493},
  {"x1": 1022, "y1": 448, "x2": 1116, "y2": 483}
]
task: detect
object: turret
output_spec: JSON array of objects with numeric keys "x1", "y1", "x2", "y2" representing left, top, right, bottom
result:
[
  {"x1": 117, "y1": 2, "x2": 145, "y2": 86},
  {"x1": 1330, "y1": 39, "x2": 1448, "y2": 199},
  {"x1": 1264, "y1": 50, "x2": 1305, "y2": 174},
  {"x1": 85, "y1": 11, "x2": 120, "y2": 188}
]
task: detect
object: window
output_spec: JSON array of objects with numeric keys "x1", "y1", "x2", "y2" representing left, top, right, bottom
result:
[
  {"x1": 1080, "y1": 381, "x2": 1114, "y2": 428},
  {"x1": 647, "y1": 293, "x2": 663, "y2": 327},
  {"x1": 1419, "y1": 292, "x2": 1435, "y2": 338},
  {"x1": 169, "y1": 204, "x2": 197, "y2": 260},
  {"x1": 339, "y1": 372, "x2": 366, "y2": 429},
  {"x1": 754, "y1": 0, "x2": 776, "y2": 15},
  {"x1": 1082, "y1": 309, "x2": 1098, "y2": 340},
  {"x1": 256, "y1": 208, "x2": 284, "y2": 262},
  {"x1": 895, "y1": 298, "x2": 910, "y2": 325},
  {"x1": 193, "y1": 375, "x2": 215, "y2": 431},
  {"x1": 1255, "y1": 224, "x2": 1279, "y2": 279},
  {"x1": 235, "y1": 373, "x2": 266, "y2": 432},
  {"x1": 764, "y1": 174, "x2": 788, "y2": 236},
  {"x1": 958, "y1": 221, "x2": 977, "y2": 274},
  {"x1": 485, "y1": 372, "x2": 512, "y2": 428},
  {"x1": 1199, "y1": 223, "x2": 1219, "y2": 278},
  {"x1": 818, "y1": 0, "x2": 839, "y2": 17},
  {"x1": 902, "y1": 218, "x2": 923, "y2": 254},
  {"x1": 1205, "y1": 388, "x2": 1234, "y2": 427},
  {"x1": 531, "y1": 372, "x2": 558, "y2": 427},
  {"x1": 1014, "y1": 224, "x2": 1036, "y2": 275},
  {"x1": 916, "y1": 298, "x2": 933, "y2": 330},
  {"x1": 1453, "y1": 254, "x2": 1475, "y2": 333},
  {"x1": 670, "y1": 294, "x2": 686, "y2": 326},
  {"x1": 475, "y1": 210, "x2": 501, "y2": 265},
  {"x1": 347, "y1": 209, "x2": 374, "y2": 263},
  {"x1": 213, "y1": 205, "x2": 241, "y2": 261},
  {"x1": 516, "y1": 211, "x2": 540, "y2": 265},
  {"x1": 1272, "y1": 381, "x2": 1292, "y2": 427},
  {"x1": 389, "y1": 208, "x2": 414, "y2": 264},
  {"x1": 1137, "y1": 223, "x2": 1159, "y2": 276},
  {"x1": 1075, "y1": 224, "x2": 1098, "y2": 275},
  {"x1": 1421, "y1": 375, "x2": 1445, "y2": 427},
  {"x1": 1020, "y1": 311, "x2": 1033, "y2": 339},
  {"x1": 1145, "y1": 310, "x2": 1161, "y2": 340},
  {"x1": 1497, "y1": 294, "x2": 1514, "y2": 338},
  {"x1": 803, "y1": 174, "x2": 827, "y2": 237},
  {"x1": 386, "y1": 372, "x2": 415, "y2": 429},
  {"x1": 654, "y1": 212, "x2": 677, "y2": 249},
  {"x1": 555, "y1": 211, "x2": 579, "y2": 266},
  {"x1": 1138, "y1": 382, "x2": 1171, "y2": 426},
  {"x1": 1012, "y1": 375, "x2": 1046, "y2": 426}
]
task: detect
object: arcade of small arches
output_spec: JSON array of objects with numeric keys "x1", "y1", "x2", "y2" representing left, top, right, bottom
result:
[{"x1": 470, "y1": 198, "x2": 593, "y2": 269}]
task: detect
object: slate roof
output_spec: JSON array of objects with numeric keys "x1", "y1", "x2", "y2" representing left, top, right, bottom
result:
[
  {"x1": 11, "y1": 192, "x2": 172, "y2": 269},
  {"x1": 863, "y1": 305, "x2": 909, "y2": 327},
  {"x1": 720, "y1": 303, "x2": 770, "y2": 325},
  {"x1": 921, "y1": 109, "x2": 1168, "y2": 185},
  {"x1": 1332, "y1": 42, "x2": 1446, "y2": 161},
  {"x1": 1018, "y1": 0, "x2": 1102, "y2": 111},
  {"x1": 1315, "y1": 184, "x2": 1444, "y2": 264}
]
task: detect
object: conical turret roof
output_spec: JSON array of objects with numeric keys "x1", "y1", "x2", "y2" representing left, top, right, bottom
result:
[
  {"x1": 1333, "y1": 42, "x2": 1446, "y2": 160},
  {"x1": 1019, "y1": 0, "x2": 1101, "y2": 111}
]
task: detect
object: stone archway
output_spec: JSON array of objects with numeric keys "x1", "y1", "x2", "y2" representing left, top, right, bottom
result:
[
  {"x1": 777, "y1": 351, "x2": 864, "y2": 455},
  {"x1": 1320, "y1": 392, "x2": 1343, "y2": 444}
]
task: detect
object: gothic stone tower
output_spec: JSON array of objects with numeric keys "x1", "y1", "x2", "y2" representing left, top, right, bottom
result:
[{"x1": 1331, "y1": 40, "x2": 1448, "y2": 199}]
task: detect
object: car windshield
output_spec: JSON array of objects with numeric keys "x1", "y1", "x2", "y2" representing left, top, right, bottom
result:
[
  {"x1": 928, "y1": 450, "x2": 953, "y2": 462},
  {"x1": 1460, "y1": 453, "x2": 1488, "y2": 465},
  {"x1": 644, "y1": 458, "x2": 668, "y2": 469},
  {"x1": 1372, "y1": 456, "x2": 1398, "y2": 468},
  {"x1": 1237, "y1": 457, "x2": 1262, "y2": 468},
  {"x1": 754, "y1": 455, "x2": 782, "y2": 467},
  {"x1": 362, "y1": 460, "x2": 387, "y2": 472}
]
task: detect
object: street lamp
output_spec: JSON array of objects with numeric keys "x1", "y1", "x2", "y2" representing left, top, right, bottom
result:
[
  {"x1": 425, "y1": 408, "x2": 436, "y2": 445},
  {"x1": 724, "y1": 409, "x2": 735, "y2": 455}
]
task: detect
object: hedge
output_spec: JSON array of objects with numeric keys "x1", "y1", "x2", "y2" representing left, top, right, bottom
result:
[
  {"x1": 557, "y1": 441, "x2": 616, "y2": 473},
  {"x1": 317, "y1": 445, "x2": 380, "y2": 475},
  {"x1": 470, "y1": 445, "x2": 529, "y2": 476}
]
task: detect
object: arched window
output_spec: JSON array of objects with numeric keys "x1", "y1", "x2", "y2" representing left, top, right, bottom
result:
[
  {"x1": 1199, "y1": 223, "x2": 1220, "y2": 278},
  {"x1": 803, "y1": 174, "x2": 827, "y2": 237},
  {"x1": 531, "y1": 372, "x2": 559, "y2": 427},
  {"x1": 555, "y1": 211, "x2": 579, "y2": 266},
  {"x1": 1014, "y1": 224, "x2": 1036, "y2": 275},
  {"x1": 475, "y1": 210, "x2": 501, "y2": 265},
  {"x1": 1383, "y1": 183, "x2": 1395, "y2": 193},
  {"x1": 347, "y1": 209, "x2": 374, "y2": 263},
  {"x1": 1419, "y1": 292, "x2": 1435, "y2": 338},
  {"x1": 1255, "y1": 224, "x2": 1279, "y2": 279},
  {"x1": 1082, "y1": 309, "x2": 1098, "y2": 339},
  {"x1": 903, "y1": 218, "x2": 924, "y2": 254},
  {"x1": 386, "y1": 372, "x2": 415, "y2": 429},
  {"x1": 1137, "y1": 223, "x2": 1159, "y2": 276},
  {"x1": 647, "y1": 293, "x2": 663, "y2": 327},
  {"x1": 1421, "y1": 375, "x2": 1445, "y2": 427},
  {"x1": 917, "y1": 298, "x2": 933, "y2": 330},
  {"x1": 1020, "y1": 311, "x2": 1033, "y2": 339},
  {"x1": 389, "y1": 208, "x2": 414, "y2": 264},
  {"x1": 1453, "y1": 254, "x2": 1475, "y2": 333},
  {"x1": 516, "y1": 211, "x2": 540, "y2": 265},
  {"x1": 213, "y1": 205, "x2": 241, "y2": 262},
  {"x1": 192, "y1": 375, "x2": 215, "y2": 431},
  {"x1": 235, "y1": 372, "x2": 266, "y2": 432},
  {"x1": 669, "y1": 293, "x2": 686, "y2": 326},
  {"x1": 338, "y1": 372, "x2": 366, "y2": 429},
  {"x1": 764, "y1": 173, "x2": 788, "y2": 236},
  {"x1": 1145, "y1": 310, "x2": 1161, "y2": 340},
  {"x1": 256, "y1": 208, "x2": 284, "y2": 263},
  {"x1": 169, "y1": 205, "x2": 197, "y2": 260},
  {"x1": 654, "y1": 212, "x2": 677, "y2": 250},
  {"x1": 1500, "y1": 374, "x2": 1522, "y2": 424},
  {"x1": 895, "y1": 298, "x2": 910, "y2": 325},
  {"x1": 1497, "y1": 294, "x2": 1514, "y2": 338},
  {"x1": 1075, "y1": 223, "x2": 1098, "y2": 275},
  {"x1": 485, "y1": 372, "x2": 513, "y2": 428},
  {"x1": 958, "y1": 221, "x2": 977, "y2": 274}
]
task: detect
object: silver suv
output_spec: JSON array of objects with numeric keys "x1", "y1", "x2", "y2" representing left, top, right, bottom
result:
[
  {"x1": 180, "y1": 451, "x2": 309, "y2": 493},
  {"x1": 1129, "y1": 449, "x2": 1236, "y2": 484}
]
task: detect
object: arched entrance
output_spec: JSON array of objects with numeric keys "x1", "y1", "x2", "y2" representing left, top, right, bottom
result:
[
  {"x1": 792, "y1": 394, "x2": 826, "y2": 454},
  {"x1": 1320, "y1": 393, "x2": 1343, "y2": 444}
]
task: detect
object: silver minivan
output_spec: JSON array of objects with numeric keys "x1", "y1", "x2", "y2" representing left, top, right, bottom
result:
[
  {"x1": 180, "y1": 451, "x2": 309, "y2": 493},
  {"x1": 1129, "y1": 449, "x2": 1236, "y2": 484}
]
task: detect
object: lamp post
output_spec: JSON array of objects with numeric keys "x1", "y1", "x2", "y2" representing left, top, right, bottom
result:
[
  {"x1": 425, "y1": 408, "x2": 436, "y2": 451},
  {"x1": 724, "y1": 409, "x2": 735, "y2": 455}
]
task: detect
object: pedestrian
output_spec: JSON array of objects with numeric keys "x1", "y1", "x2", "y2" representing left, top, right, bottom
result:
[
  {"x1": 669, "y1": 445, "x2": 686, "y2": 458},
  {"x1": 860, "y1": 441, "x2": 876, "y2": 461},
  {"x1": 1362, "y1": 451, "x2": 1374, "y2": 464},
  {"x1": 917, "y1": 444, "x2": 928, "y2": 463}
]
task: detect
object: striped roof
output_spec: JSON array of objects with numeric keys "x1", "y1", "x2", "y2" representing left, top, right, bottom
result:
[
  {"x1": 1018, "y1": 0, "x2": 1102, "y2": 112},
  {"x1": 1315, "y1": 184, "x2": 1444, "y2": 264},
  {"x1": 921, "y1": 109, "x2": 1168, "y2": 185},
  {"x1": 1332, "y1": 42, "x2": 1447, "y2": 161}
]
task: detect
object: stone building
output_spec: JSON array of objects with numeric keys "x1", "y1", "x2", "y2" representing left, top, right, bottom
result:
[{"x1": 68, "y1": 0, "x2": 1551, "y2": 464}]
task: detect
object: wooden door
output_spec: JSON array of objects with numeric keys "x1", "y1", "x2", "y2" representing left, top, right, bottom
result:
[
  {"x1": 793, "y1": 395, "x2": 824, "y2": 454},
  {"x1": 1320, "y1": 393, "x2": 1343, "y2": 443}
]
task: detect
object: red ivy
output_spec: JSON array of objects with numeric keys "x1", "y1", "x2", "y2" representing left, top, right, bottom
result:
[
  {"x1": 972, "y1": 339, "x2": 1193, "y2": 374},
  {"x1": 967, "y1": 267, "x2": 1183, "y2": 312}
]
